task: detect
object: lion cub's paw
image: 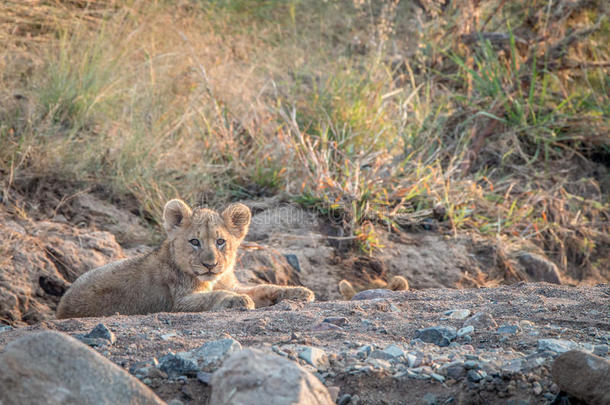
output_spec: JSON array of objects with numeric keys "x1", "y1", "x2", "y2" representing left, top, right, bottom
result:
[
  {"x1": 217, "y1": 293, "x2": 255, "y2": 310},
  {"x1": 278, "y1": 286, "x2": 315, "y2": 303}
]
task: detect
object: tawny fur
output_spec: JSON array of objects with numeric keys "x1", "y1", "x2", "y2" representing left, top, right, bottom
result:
[
  {"x1": 338, "y1": 275, "x2": 409, "y2": 300},
  {"x1": 56, "y1": 199, "x2": 314, "y2": 318}
]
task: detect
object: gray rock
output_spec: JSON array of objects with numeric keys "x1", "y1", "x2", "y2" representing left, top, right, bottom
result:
[
  {"x1": 337, "y1": 394, "x2": 352, "y2": 405},
  {"x1": 351, "y1": 289, "x2": 395, "y2": 300},
  {"x1": 356, "y1": 345, "x2": 372, "y2": 360},
  {"x1": 180, "y1": 338, "x2": 242, "y2": 371},
  {"x1": 538, "y1": 339, "x2": 580, "y2": 354},
  {"x1": 414, "y1": 326, "x2": 457, "y2": 347},
  {"x1": 0, "y1": 324, "x2": 12, "y2": 332},
  {"x1": 443, "y1": 363, "x2": 466, "y2": 380},
  {"x1": 406, "y1": 353, "x2": 420, "y2": 368},
  {"x1": 445, "y1": 309, "x2": 471, "y2": 320},
  {"x1": 323, "y1": 317, "x2": 349, "y2": 327},
  {"x1": 284, "y1": 254, "x2": 301, "y2": 272},
  {"x1": 299, "y1": 346, "x2": 329, "y2": 370},
  {"x1": 84, "y1": 323, "x2": 116, "y2": 344},
  {"x1": 593, "y1": 344, "x2": 609, "y2": 357},
  {"x1": 467, "y1": 369, "x2": 487, "y2": 382},
  {"x1": 497, "y1": 324, "x2": 521, "y2": 334},
  {"x1": 422, "y1": 393, "x2": 437, "y2": 405},
  {"x1": 517, "y1": 252, "x2": 562, "y2": 284},
  {"x1": 369, "y1": 344, "x2": 404, "y2": 361},
  {"x1": 196, "y1": 371, "x2": 213, "y2": 385},
  {"x1": 464, "y1": 360, "x2": 481, "y2": 370},
  {"x1": 158, "y1": 353, "x2": 199, "y2": 378},
  {"x1": 463, "y1": 312, "x2": 497, "y2": 330},
  {"x1": 211, "y1": 348, "x2": 333, "y2": 405},
  {"x1": 552, "y1": 350, "x2": 610, "y2": 405},
  {"x1": 0, "y1": 331, "x2": 163, "y2": 405},
  {"x1": 457, "y1": 325, "x2": 474, "y2": 337}
]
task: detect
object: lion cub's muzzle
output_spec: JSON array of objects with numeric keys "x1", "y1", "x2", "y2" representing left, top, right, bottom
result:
[{"x1": 193, "y1": 263, "x2": 222, "y2": 276}]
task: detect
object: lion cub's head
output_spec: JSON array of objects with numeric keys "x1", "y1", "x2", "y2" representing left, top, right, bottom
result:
[{"x1": 162, "y1": 199, "x2": 251, "y2": 282}]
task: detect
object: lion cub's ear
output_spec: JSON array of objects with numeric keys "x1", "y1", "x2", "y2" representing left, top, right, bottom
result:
[
  {"x1": 163, "y1": 199, "x2": 192, "y2": 232},
  {"x1": 222, "y1": 203, "x2": 251, "y2": 239}
]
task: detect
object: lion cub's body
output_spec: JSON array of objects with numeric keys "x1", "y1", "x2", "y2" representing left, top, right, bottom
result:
[{"x1": 57, "y1": 200, "x2": 314, "y2": 319}]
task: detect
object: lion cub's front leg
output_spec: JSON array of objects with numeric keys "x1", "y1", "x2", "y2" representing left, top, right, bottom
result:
[
  {"x1": 174, "y1": 291, "x2": 255, "y2": 312},
  {"x1": 238, "y1": 285, "x2": 315, "y2": 308}
]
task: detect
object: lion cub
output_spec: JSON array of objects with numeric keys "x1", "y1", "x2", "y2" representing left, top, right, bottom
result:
[{"x1": 57, "y1": 199, "x2": 314, "y2": 318}]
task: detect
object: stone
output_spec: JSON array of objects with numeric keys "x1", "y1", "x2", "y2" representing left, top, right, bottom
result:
[
  {"x1": 551, "y1": 350, "x2": 610, "y2": 405},
  {"x1": 337, "y1": 394, "x2": 352, "y2": 405},
  {"x1": 196, "y1": 371, "x2": 213, "y2": 385},
  {"x1": 83, "y1": 323, "x2": 116, "y2": 343},
  {"x1": 210, "y1": 348, "x2": 333, "y2": 405},
  {"x1": 430, "y1": 373, "x2": 445, "y2": 383},
  {"x1": 284, "y1": 254, "x2": 301, "y2": 272},
  {"x1": 443, "y1": 363, "x2": 466, "y2": 380},
  {"x1": 370, "y1": 345, "x2": 404, "y2": 361},
  {"x1": 593, "y1": 344, "x2": 609, "y2": 357},
  {"x1": 467, "y1": 369, "x2": 487, "y2": 382},
  {"x1": 323, "y1": 317, "x2": 349, "y2": 327},
  {"x1": 517, "y1": 252, "x2": 562, "y2": 284},
  {"x1": 422, "y1": 392, "x2": 437, "y2": 405},
  {"x1": 0, "y1": 331, "x2": 163, "y2": 405},
  {"x1": 406, "y1": 353, "x2": 420, "y2": 368},
  {"x1": 445, "y1": 309, "x2": 471, "y2": 320},
  {"x1": 538, "y1": 339, "x2": 580, "y2": 354},
  {"x1": 299, "y1": 346, "x2": 330, "y2": 370},
  {"x1": 180, "y1": 338, "x2": 242, "y2": 371},
  {"x1": 457, "y1": 325, "x2": 474, "y2": 337},
  {"x1": 158, "y1": 353, "x2": 199, "y2": 378},
  {"x1": 414, "y1": 326, "x2": 457, "y2": 347},
  {"x1": 356, "y1": 345, "x2": 372, "y2": 360},
  {"x1": 497, "y1": 324, "x2": 521, "y2": 335},
  {"x1": 463, "y1": 312, "x2": 497, "y2": 330},
  {"x1": 0, "y1": 324, "x2": 12, "y2": 332}
]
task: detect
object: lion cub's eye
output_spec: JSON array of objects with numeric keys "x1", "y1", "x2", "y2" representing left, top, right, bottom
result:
[
  {"x1": 189, "y1": 239, "x2": 200, "y2": 247},
  {"x1": 216, "y1": 238, "x2": 226, "y2": 247}
]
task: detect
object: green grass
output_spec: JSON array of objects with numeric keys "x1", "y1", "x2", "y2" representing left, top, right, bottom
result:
[{"x1": 0, "y1": 0, "x2": 608, "y2": 282}]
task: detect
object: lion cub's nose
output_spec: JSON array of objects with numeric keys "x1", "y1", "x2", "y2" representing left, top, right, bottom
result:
[{"x1": 202, "y1": 262, "x2": 218, "y2": 270}]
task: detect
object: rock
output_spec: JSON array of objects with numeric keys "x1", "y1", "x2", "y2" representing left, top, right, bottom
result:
[
  {"x1": 351, "y1": 289, "x2": 395, "y2": 300},
  {"x1": 445, "y1": 309, "x2": 471, "y2": 320},
  {"x1": 84, "y1": 323, "x2": 116, "y2": 343},
  {"x1": 0, "y1": 324, "x2": 12, "y2": 332},
  {"x1": 323, "y1": 317, "x2": 349, "y2": 326},
  {"x1": 444, "y1": 364, "x2": 466, "y2": 380},
  {"x1": 406, "y1": 353, "x2": 421, "y2": 368},
  {"x1": 430, "y1": 373, "x2": 445, "y2": 383},
  {"x1": 356, "y1": 345, "x2": 372, "y2": 360},
  {"x1": 497, "y1": 324, "x2": 521, "y2": 334},
  {"x1": 382, "y1": 344, "x2": 404, "y2": 359},
  {"x1": 463, "y1": 312, "x2": 497, "y2": 330},
  {"x1": 421, "y1": 392, "x2": 437, "y2": 405},
  {"x1": 196, "y1": 371, "x2": 213, "y2": 385},
  {"x1": 532, "y1": 381, "x2": 542, "y2": 395},
  {"x1": 0, "y1": 331, "x2": 163, "y2": 405},
  {"x1": 210, "y1": 348, "x2": 333, "y2": 405},
  {"x1": 284, "y1": 254, "x2": 301, "y2": 272},
  {"x1": 517, "y1": 252, "x2": 562, "y2": 284},
  {"x1": 551, "y1": 350, "x2": 610, "y2": 405},
  {"x1": 158, "y1": 353, "x2": 199, "y2": 378},
  {"x1": 538, "y1": 339, "x2": 580, "y2": 354},
  {"x1": 299, "y1": 346, "x2": 329, "y2": 370},
  {"x1": 0, "y1": 219, "x2": 123, "y2": 324},
  {"x1": 180, "y1": 338, "x2": 242, "y2": 371},
  {"x1": 337, "y1": 394, "x2": 352, "y2": 405},
  {"x1": 467, "y1": 369, "x2": 487, "y2": 382},
  {"x1": 457, "y1": 325, "x2": 474, "y2": 337},
  {"x1": 414, "y1": 326, "x2": 457, "y2": 347},
  {"x1": 593, "y1": 344, "x2": 609, "y2": 357}
]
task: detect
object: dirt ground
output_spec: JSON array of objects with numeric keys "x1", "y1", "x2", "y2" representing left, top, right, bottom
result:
[{"x1": 1, "y1": 283, "x2": 608, "y2": 404}]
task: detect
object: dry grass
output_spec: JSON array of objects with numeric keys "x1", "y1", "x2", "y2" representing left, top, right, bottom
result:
[{"x1": 0, "y1": 0, "x2": 608, "y2": 282}]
